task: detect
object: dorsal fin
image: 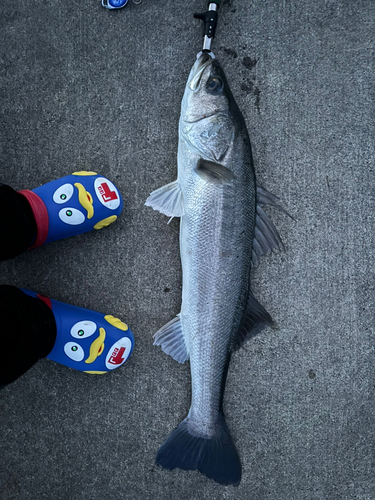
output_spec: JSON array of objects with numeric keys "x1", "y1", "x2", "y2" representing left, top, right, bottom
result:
[
  {"x1": 234, "y1": 290, "x2": 273, "y2": 349},
  {"x1": 251, "y1": 183, "x2": 292, "y2": 267},
  {"x1": 257, "y1": 185, "x2": 293, "y2": 218}
]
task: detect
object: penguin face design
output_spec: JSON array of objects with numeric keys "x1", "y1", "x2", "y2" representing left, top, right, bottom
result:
[
  {"x1": 51, "y1": 176, "x2": 121, "y2": 224},
  {"x1": 59, "y1": 316, "x2": 133, "y2": 373},
  {"x1": 53, "y1": 182, "x2": 93, "y2": 225},
  {"x1": 31, "y1": 173, "x2": 123, "y2": 244},
  {"x1": 64, "y1": 321, "x2": 100, "y2": 362},
  {"x1": 20, "y1": 290, "x2": 134, "y2": 373}
]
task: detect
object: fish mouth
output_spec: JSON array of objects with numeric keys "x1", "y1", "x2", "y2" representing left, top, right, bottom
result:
[
  {"x1": 188, "y1": 52, "x2": 214, "y2": 91},
  {"x1": 85, "y1": 327, "x2": 106, "y2": 364}
]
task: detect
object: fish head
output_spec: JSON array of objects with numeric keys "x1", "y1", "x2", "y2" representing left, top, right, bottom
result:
[
  {"x1": 182, "y1": 53, "x2": 234, "y2": 123},
  {"x1": 181, "y1": 54, "x2": 239, "y2": 163}
]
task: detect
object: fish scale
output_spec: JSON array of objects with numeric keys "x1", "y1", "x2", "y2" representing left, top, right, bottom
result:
[
  {"x1": 146, "y1": 53, "x2": 287, "y2": 486},
  {"x1": 182, "y1": 134, "x2": 253, "y2": 436}
]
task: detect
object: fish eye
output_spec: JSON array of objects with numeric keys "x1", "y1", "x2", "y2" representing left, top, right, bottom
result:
[{"x1": 206, "y1": 77, "x2": 223, "y2": 94}]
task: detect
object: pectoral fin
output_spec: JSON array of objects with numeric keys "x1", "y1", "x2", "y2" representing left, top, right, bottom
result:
[
  {"x1": 195, "y1": 159, "x2": 236, "y2": 184},
  {"x1": 145, "y1": 180, "x2": 184, "y2": 217}
]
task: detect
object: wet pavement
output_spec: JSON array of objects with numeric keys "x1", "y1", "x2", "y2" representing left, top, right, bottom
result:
[{"x1": 0, "y1": 1, "x2": 374, "y2": 498}]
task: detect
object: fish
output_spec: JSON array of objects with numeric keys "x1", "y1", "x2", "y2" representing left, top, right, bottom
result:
[{"x1": 145, "y1": 52, "x2": 288, "y2": 486}]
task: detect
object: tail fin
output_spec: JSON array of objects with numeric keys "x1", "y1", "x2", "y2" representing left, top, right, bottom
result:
[{"x1": 155, "y1": 415, "x2": 241, "y2": 486}]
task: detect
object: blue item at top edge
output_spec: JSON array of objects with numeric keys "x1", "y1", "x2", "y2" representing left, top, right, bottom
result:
[{"x1": 102, "y1": 0, "x2": 128, "y2": 9}]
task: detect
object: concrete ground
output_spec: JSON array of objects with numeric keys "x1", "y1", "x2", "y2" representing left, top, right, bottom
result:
[{"x1": 0, "y1": 0, "x2": 374, "y2": 498}]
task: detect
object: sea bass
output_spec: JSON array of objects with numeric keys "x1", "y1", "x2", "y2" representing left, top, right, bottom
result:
[{"x1": 146, "y1": 53, "x2": 286, "y2": 486}]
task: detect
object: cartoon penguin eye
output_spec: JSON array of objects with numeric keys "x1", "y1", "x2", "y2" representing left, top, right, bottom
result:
[
  {"x1": 59, "y1": 207, "x2": 85, "y2": 225},
  {"x1": 206, "y1": 77, "x2": 223, "y2": 94},
  {"x1": 64, "y1": 342, "x2": 84, "y2": 362},
  {"x1": 53, "y1": 184, "x2": 74, "y2": 204},
  {"x1": 71, "y1": 321, "x2": 97, "y2": 339}
]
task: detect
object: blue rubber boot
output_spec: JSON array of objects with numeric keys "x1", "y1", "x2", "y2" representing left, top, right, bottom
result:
[
  {"x1": 19, "y1": 171, "x2": 123, "y2": 248},
  {"x1": 22, "y1": 289, "x2": 134, "y2": 374}
]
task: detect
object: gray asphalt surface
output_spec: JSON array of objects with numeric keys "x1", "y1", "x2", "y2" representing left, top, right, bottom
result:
[{"x1": 0, "y1": 1, "x2": 374, "y2": 499}]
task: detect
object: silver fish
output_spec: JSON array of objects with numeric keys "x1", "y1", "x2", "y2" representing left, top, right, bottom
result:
[{"x1": 146, "y1": 53, "x2": 287, "y2": 486}]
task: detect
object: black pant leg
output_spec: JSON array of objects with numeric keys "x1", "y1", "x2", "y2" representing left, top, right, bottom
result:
[
  {"x1": 0, "y1": 183, "x2": 37, "y2": 260},
  {"x1": 0, "y1": 286, "x2": 57, "y2": 386}
]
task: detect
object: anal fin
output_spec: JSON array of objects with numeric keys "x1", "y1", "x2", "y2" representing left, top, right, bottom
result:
[{"x1": 153, "y1": 315, "x2": 189, "y2": 363}]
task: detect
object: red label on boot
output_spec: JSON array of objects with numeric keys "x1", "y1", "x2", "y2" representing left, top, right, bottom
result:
[
  {"x1": 105, "y1": 337, "x2": 132, "y2": 370},
  {"x1": 94, "y1": 178, "x2": 120, "y2": 210},
  {"x1": 108, "y1": 346, "x2": 126, "y2": 365},
  {"x1": 98, "y1": 182, "x2": 118, "y2": 202}
]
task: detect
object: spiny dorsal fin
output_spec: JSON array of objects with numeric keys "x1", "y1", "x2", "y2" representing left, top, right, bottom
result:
[
  {"x1": 257, "y1": 184, "x2": 294, "y2": 219},
  {"x1": 153, "y1": 315, "x2": 189, "y2": 363},
  {"x1": 145, "y1": 180, "x2": 184, "y2": 217},
  {"x1": 195, "y1": 158, "x2": 236, "y2": 184}
]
